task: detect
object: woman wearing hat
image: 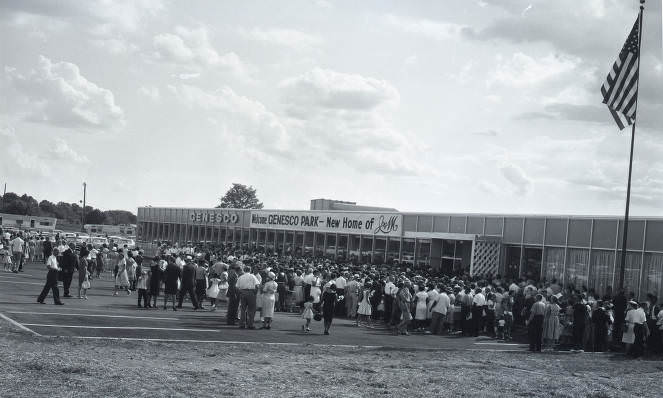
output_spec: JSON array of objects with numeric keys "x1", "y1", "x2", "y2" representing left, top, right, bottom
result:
[
  {"x1": 321, "y1": 283, "x2": 338, "y2": 335},
  {"x1": 261, "y1": 272, "x2": 278, "y2": 329}
]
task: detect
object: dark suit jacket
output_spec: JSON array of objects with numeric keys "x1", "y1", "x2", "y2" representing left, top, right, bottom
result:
[
  {"x1": 181, "y1": 263, "x2": 197, "y2": 288},
  {"x1": 61, "y1": 249, "x2": 77, "y2": 273}
]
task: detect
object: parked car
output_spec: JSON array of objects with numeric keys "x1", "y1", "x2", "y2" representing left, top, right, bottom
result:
[{"x1": 89, "y1": 236, "x2": 109, "y2": 248}]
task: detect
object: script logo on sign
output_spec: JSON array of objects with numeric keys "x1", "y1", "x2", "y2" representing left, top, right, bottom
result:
[{"x1": 373, "y1": 215, "x2": 399, "y2": 235}]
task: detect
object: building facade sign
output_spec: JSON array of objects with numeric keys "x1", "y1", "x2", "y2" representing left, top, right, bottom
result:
[
  {"x1": 250, "y1": 211, "x2": 402, "y2": 237},
  {"x1": 189, "y1": 210, "x2": 240, "y2": 224}
]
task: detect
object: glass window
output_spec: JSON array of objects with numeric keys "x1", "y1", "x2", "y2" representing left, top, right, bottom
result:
[
  {"x1": 266, "y1": 230, "x2": 275, "y2": 253},
  {"x1": 337, "y1": 234, "x2": 348, "y2": 261},
  {"x1": 234, "y1": 228, "x2": 241, "y2": 244},
  {"x1": 416, "y1": 239, "x2": 431, "y2": 269},
  {"x1": 523, "y1": 218, "x2": 544, "y2": 245},
  {"x1": 433, "y1": 216, "x2": 449, "y2": 233},
  {"x1": 645, "y1": 221, "x2": 663, "y2": 252},
  {"x1": 402, "y1": 215, "x2": 417, "y2": 232},
  {"x1": 543, "y1": 247, "x2": 565, "y2": 284},
  {"x1": 641, "y1": 253, "x2": 663, "y2": 300},
  {"x1": 295, "y1": 232, "x2": 304, "y2": 256},
  {"x1": 258, "y1": 230, "x2": 266, "y2": 252},
  {"x1": 449, "y1": 216, "x2": 466, "y2": 233},
  {"x1": 219, "y1": 227, "x2": 227, "y2": 244},
  {"x1": 348, "y1": 235, "x2": 361, "y2": 263},
  {"x1": 361, "y1": 236, "x2": 373, "y2": 264},
  {"x1": 467, "y1": 217, "x2": 484, "y2": 234},
  {"x1": 374, "y1": 237, "x2": 386, "y2": 265},
  {"x1": 402, "y1": 238, "x2": 415, "y2": 267},
  {"x1": 242, "y1": 229, "x2": 250, "y2": 250},
  {"x1": 386, "y1": 238, "x2": 400, "y2": 264},
  {"x1": 568, "y1": 219, "x2": 591, "y2": 247},
  {"x1": 503, "y1": 218, "x2": 523, "y2": 244},
  {"x1": 304, "y1": 232, "x2": 314, "y2": 256},
  {"x1": 210, "y1": 226, "x2": 218, "y2": 243},
  {"x1": 504, "y1": 246, "x2": 521, "y2": 279},
  {"x1": 592, "y1": 219, "x2": 618, "y2": 249},
  {"x1": 275, "y1": 230, "x2": 284, "y2": 254},
  {"x1": 621, "y1": 251, "x2": 642, "y2": 297},
  {"x1": 485, "y1": 217, "x2": 503, "y2": 236},
  {"x1": 565, "y1": 248, "x2": 590, "y2": 291},
  {"x1": 284, "y1": 231, "x2": 294, "y2": 255},
  {"x1": 522, "y1": 248, "x2": 542, "y2": 281},
  {"x1": 315, "y1": 233, "x2": 325, "y2": 257},
  {"x1": 417, "y1": 216, "x2": 432, "y2": 232},
  {"x1": 617, "y1": 220, "x2": 645, "y2": 251},
  {"x1": 325, "y1": 234, "x2": 337, "y2": 260},
  {"x1": 589, "y1": 250, "x2": 615, "y2": 297}
]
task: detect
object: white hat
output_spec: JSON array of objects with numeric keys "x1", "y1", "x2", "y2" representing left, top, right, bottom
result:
[{"x1": 227, "y1": 255, "x2": 235, "y2": 261}]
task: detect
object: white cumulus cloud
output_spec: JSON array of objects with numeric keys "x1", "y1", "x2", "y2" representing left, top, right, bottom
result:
[{"x1": 3, "y1": 56, "x2": 125, "y2": 132}]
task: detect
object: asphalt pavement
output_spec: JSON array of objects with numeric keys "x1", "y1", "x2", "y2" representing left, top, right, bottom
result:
[{"x1": 0, "y1": 260, "x2": 528, "y2": 351}]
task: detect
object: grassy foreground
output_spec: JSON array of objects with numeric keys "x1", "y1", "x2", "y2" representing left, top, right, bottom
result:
[{"x1": 0, "y1": 320, "x2": 661, "y2": 397}]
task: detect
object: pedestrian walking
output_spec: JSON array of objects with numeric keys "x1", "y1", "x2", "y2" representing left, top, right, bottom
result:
[{"x1": 37, "y1": 248, "x2": 64, "y2": 305}]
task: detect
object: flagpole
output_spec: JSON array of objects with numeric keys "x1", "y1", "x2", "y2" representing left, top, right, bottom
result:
[{"x1": 617, "y1": 0, "x2": 645, "y2": 291}]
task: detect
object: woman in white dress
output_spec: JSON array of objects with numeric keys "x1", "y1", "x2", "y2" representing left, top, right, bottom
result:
[
  {"x1": 293, "y1": 271, "x2": 304, "y2": 306},
  {"x1": 357, "y1": 285, "x2": 372, "y2": 326},
  {"x1": 113, "y1": 252, "x2": 130, "y2": 296},
  {"x1": 414, "y1": 285, "x2": 429, "y2": 331},
  {"x1": 261, "y1": 272, "x2": 278, "y2": 329}
]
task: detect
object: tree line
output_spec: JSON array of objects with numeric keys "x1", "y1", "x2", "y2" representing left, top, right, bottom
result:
[{"x1": 0, "y1": 192, "x2": 137, "y2": 225}]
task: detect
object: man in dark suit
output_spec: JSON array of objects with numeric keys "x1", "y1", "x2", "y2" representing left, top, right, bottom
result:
[
  {"x1": 177, "y1": 256, "x2": 200, "y2": 309},
  {"x1": 226, "y1": 262, "x2": 240, "y2": 325},
  {"x1": 60, "y1": 243, "x2": 77, "y2": 297}
]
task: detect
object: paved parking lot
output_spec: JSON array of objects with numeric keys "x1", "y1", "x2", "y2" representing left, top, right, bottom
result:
[{"x1": 0, "y1": 260, "x2": 528, "y2": 351}]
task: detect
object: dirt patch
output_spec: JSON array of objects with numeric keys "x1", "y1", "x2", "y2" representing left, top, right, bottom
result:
[{"x1": 0, "y1": 319, "x2": 660, "y2": 397}]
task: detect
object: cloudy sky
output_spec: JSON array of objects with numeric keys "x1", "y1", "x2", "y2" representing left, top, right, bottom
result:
[{"x1": 1, "y1": 0, "x2": 661, "y2": 216}]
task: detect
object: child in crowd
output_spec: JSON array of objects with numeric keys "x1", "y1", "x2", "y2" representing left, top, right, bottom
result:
[
  {"x1": 79, "y1": 268, "x2": 90, "y2": 300},
  {"x1": 127, "y1": 256, "x2": 138, "y2": 291},
  {"x1": 137, "y1": 269, "x2": 149, "y2": 308},
  {"x1": 302, "y1": 297, "x2": 314, "y2": 333},
  {"x1": 497, "y1": 316, "x2": 506, "y2": 340},
  {"x1": 207, "y1": 273, "x2": 221, "y2": 311},
  {"x1": 0, "y1": 244, "x2": 9, "y2": 271}
]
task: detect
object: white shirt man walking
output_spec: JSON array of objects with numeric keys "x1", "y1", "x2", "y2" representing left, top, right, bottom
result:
[
  {"x1": 10, "y1": 234, "x2": 25, "y2": 273},
  {"x1": 429, "y1": 285, "x2": 451, "y2": 335},
  {"x1": 237, "y1": 265, "x2": 259, "y2": 329}
]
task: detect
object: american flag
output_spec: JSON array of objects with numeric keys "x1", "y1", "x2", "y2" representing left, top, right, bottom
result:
[{"x1": 601, "y1": 14, "x2": 641, "y2": 130}]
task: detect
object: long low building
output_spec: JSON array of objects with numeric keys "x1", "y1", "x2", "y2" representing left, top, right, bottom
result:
[
  {"x1": 137, "y1": 200, "x2": 663, "y2": 300},
  {"x1": 0, "y1": 212, "x2": 57, "y2": 232}
]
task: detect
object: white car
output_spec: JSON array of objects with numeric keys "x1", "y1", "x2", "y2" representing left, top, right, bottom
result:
[{"x1": 89, "y1": 236, "x2": 108, "y2": 248}]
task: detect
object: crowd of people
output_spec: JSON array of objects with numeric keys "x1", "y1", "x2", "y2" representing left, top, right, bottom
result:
[{"x1": 3, "y1": 229, "x2": 663, "y2": 358}]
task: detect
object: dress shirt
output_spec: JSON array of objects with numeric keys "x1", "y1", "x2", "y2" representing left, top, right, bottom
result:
[
  {"x1": 384, "y1": 282, "x2": 398, "y2": 296},
  {"x1": 626, "y1": 307, "x2": 646, "y2": 325},
  {"x1": 335, "y1": 276, "x2": 347, "y2": 289},
  {"x1": 236, "y1": 273, "x2": 259, "y2": 290},
  {"x1": 432, "y1": 292, "x2": 451, "y2": 315},
  {"x1": 47, "y1": 255, "x2": 59, "y2": 270},
  {"x1": 472, "y1": 293, "x2": 486, "y2": 306}
]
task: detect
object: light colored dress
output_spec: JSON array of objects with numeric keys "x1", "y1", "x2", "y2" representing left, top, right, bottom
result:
[
  {"x1": 622, "y1": 309, "x2": 636, "y2": 344},
  {"x1": 294, "y1": 275, "x2": 304, "y2": 303},
  {"x1": 358, "y1": 289, "x2": 372, "y2": 316},
  {"x1": 302, "y1": 301, "x2": 314, "y2": 320},
  {"x1": 262, "y1": 280, "x2": 277, "y2": 318},
  {"x1": 415, "y1": 291, "x2": 429, "y2": 320},
  {"x1": 115, "y1": 258, "x2": 129, "y2": 287},
  {"x1": 543, "y1": 303, "x2": 561, "y2": 340}
]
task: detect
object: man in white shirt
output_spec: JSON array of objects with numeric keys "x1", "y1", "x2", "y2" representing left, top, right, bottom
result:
[
  {"x1": 10, "y1": 233, "x2": 25, "y2": 273},
  {"x1": 384, "y1": 276, "x2": 398, "y2": 324},
  {"x1": 37, "y1": 248, "x2": 64, "y2": 305},
  {"x1": 472, "y1": 288, "x2": 486, "y2": 336},
  {"x1": 334, "y1": 273, "x2": 347, "y2": 316},
  {"x1": 429, "y1": 285, "x2": 451, "y2": 335},
  {"x1": 302, "y1": 268, "x2": 314, "y2": 304},
  {"x1": 236, "y1": 265, "x2": 259, "y2": 329}
]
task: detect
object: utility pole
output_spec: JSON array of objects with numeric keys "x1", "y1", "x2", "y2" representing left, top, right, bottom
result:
[{"x1": 82, "y1": 182, "x2": 87, "y2": 232}]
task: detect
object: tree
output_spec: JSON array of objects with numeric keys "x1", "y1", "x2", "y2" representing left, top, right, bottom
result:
[
  {"x1": 217, "y1": 183, "x2": 263, "y2": 209},
  {"x1": 85, "y1": 209, "x2": 106, "y2": 224}
]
